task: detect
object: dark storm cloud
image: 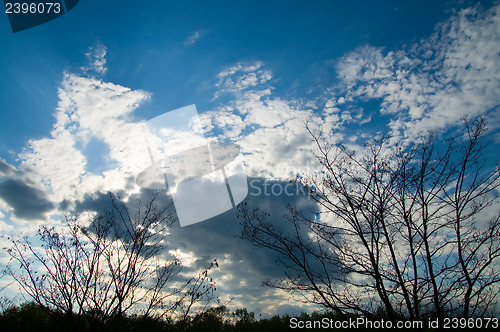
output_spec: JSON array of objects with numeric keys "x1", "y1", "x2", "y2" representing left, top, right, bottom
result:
[
  {"x1": 65, "y1": 178, "x2": 318, "y2": 277},
  {"x1": 68, "y1": 189, "x2": 175, "y2": 245},
  {"x1": 70, "y1": 188, "x2": 172, "y2": 215},
  {"x1": 63, "y1": 178, "x2": 333, "y2": 315},
  {"x1": 0, "y1": 178, "x2": 54, "y2": 220},
  {"x1": 71, "y1": 190, "x2": 125, "y2": 214},
  {"x1": 163, "y1": 177, "x2": 325, "y2": 314},
  {"x1": 0, "y1": 159, "x2": 15, "y2": 177}
]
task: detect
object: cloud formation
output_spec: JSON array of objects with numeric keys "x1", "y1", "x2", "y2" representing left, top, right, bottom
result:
[
  {"x1": 188, "y1": 3, "x2": 500, "y2": 223},
  {"x1": 82, "y1": 44, "x2": 108, "y2": 74},
  {"x1": 67, "y1": 179, "x2": 320, "y2": 317},
  {"x1": 207, "y1": 63, "x2": 325, "y2": 180},
  {"x1": 8, "y1": 3, "x2": 499, "y2": 225},
  {"x1": 0, "y1": 178, "x2": 54, "y2": 220},
  {"x1": 184, "y1": 31, "x2": 205, "y2": 45},
  {"x1": 18, "y1": 73, "x2": 150, "y2": 205},
  {"x1": 333, "y1": 4, "x2": 500, "y2": 142},
  {"x1": 2, "y1": 2, "x2": 500, "y2": 316}
]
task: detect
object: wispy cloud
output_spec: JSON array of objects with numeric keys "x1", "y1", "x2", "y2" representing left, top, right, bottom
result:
[
  {"x1": 201, "y1": 3, "x2": 500, "y2": 203},
  {"x1": 82, "y1": 44, "x2": 108, "y2": 74},
  {"x1": 184, "y1": 30, "x2": 205, "y2": 45},
  {"x1": 333, "y1": 4, "x2": 500, "y2": 143},
  {"x1": 206, "y1": 62, "x2": 324, "y2": 179},
  {"x1": 214, "y1": 62, "x2": 272, "y2": 99}
]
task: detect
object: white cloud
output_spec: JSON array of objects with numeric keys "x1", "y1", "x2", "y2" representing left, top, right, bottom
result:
[
  {"x1": 20, "y1": 130, "x2": 86, "y2": 198},
  {"x1": 18, "y1": 72, "x2": 150, "y2": 204},
  {"x1": 198, "y1": 3, "x2": 500, "y2": 218},
  {"x1": 82, "y1": 44, "x2": 108, "y2": 74},
  {"x1": 334, "y1": 4, "x2": 500, "y2": 143},
  {"x1": 168, "y1": 249, "x2": 198, "y2": 267},
  {"x1": 207, "y1": 62, "x2": 327, "y2": 179},
  {"x1": 214, "y1": 62, "x2": 273, "y2": 99},
  {"x1": 184, "y1": 31, "x2": 204, "y2": 45},
  {"x1": 8, "y1": 3, "x2": 499, "y2": 222},
  {"x1": 0, "y1": 220, "x2": 13, "y2": 233}
]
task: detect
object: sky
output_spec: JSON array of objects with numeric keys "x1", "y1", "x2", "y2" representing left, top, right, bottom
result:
[{"x1": 1, "y1": 0, "x2": 500, "y2": 317}]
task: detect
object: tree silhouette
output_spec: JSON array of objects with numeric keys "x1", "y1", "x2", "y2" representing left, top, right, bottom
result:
[
  {"x1": 240, "y1": 116, "x2": 500, "y2": 320},
  {"x1": 5, "y1": 192, "x2": 218, "y2": 331}
]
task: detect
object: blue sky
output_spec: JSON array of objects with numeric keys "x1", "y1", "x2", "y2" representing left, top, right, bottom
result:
[
  {"x1": 0, "y1": 0, "x2": 471, "y2": 156},
  {"x1": 1, "y1": 0, "x2": 500, "y2": 317}
]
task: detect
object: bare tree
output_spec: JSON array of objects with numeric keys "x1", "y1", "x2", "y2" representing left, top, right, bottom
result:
[
  {"x1": 4, "y1": 192, "x2": 218, "y2": 331},
  {"x1": 240, "y1": 116, "x2": 500, "y2": 320},
  {"x1": 0, "y1": 272, "x2": 15, "y2": 315}
]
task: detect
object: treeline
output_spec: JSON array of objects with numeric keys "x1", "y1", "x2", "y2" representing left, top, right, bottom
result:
[
  {"x1": 0, "y1": 303, "x2": 352, "y2": 332},
  {"x1": 3, "y1": 301, "x2": 500, "y2": 331}
]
